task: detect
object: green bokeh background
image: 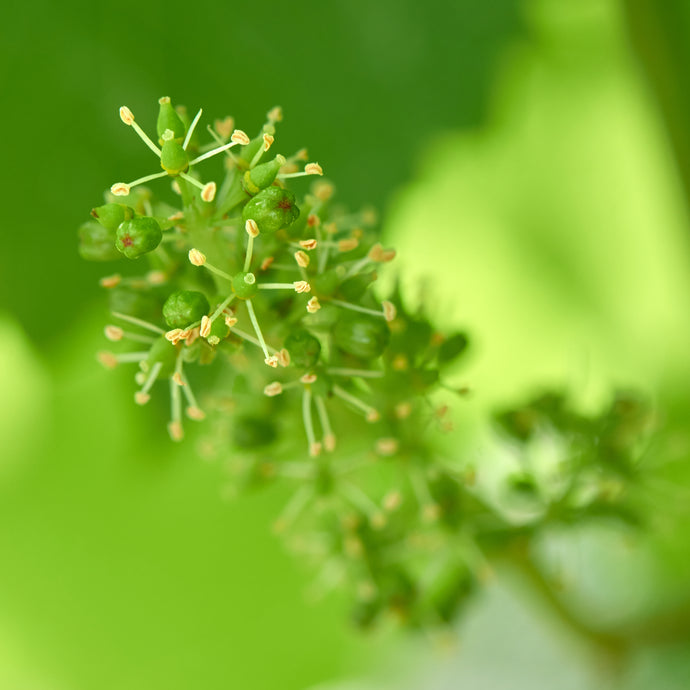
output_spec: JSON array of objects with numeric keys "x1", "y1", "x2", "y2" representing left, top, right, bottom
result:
[{"x1": 1, "y1": 0, "x2": 690, "y2": 688}]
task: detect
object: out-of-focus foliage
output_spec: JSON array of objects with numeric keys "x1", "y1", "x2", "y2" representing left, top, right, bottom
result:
[{"x1": 1, "y1": 0, "x2": 690, "y2": 688}]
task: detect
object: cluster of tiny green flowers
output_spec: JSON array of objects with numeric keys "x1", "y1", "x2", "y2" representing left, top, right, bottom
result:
[{"x1": 80, "y1": 98, "x2": 653, "y2": 631}]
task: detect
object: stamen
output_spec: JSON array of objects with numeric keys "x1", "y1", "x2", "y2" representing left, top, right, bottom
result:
[
  {"x1": 104, "y1": 325, "x2": 123, "y2": 341},
  {"x1": 376, "y1": 438, "x2": 399, "y2": 456},
  {"x1": 279, "y1": 162, "x2": 324, "y2": 179},
  {"x1": 231, "y1": 129, "x2": 250, "y2": 145},
  {"x1": 214, "y1": 116, "x2": 235, "y2": 139},
  {"x1": 262, "y1": 133, "x2": 274, "y2": 151},
  {"x1": 227, "y1": 325, "x2": 278, "y2": 355},
  {"x1": 168, "y1": 375, "x2": 184, "y2": 441},
  {"x1": 277, "y1": 349, "x2": 290, "y2": 367},
  {"x1": 330, "y1": 299, "x2": 388, "y2": 320},
  {"x1": 135, "y1": 361, "x2": 162, "y2": 405},
  {"x1": 112, "y1": 170, "x2": 170, "y2": 197},
  {"x1": 273, "y1": 485, "x2": 313, "y2": 534},
  {"x1": 104, "y1": 325, "x2": 156, "y2": 345},
  {"x1": 338, "y1": 238, "x2": 358, "y2": 252},
  {"x1": 341, "y1": 483, "x2": 386, "y2": 529},
  {"x1": 183, "y1": 108, "x2": 203, "y2": 150},
  {"x1": 315, "y1": 396, "x2": 336, "y2": 452},
  {"x1": 264, "y1": 382, "x2": 283, "y2": 397},
  {"x1": 201, "y1": 182, "x2": 216, "y2": 202},
  {"x1": 257, "y1": 281, "x2": 311, "y2": 293},
  {"x1": 245, "y1": 299, "x2": 272, "y2": 364},
  {"x1": 207, "y1": 293, "x2": 236, "y2": 326},
  {"x1": 383, "y1": 490, "x2": 402, "y2": 512},
  {"x1": 306, "y1": 296, "x2": 321, "y2": 313},
  {"x1": 294, "y1": 250, "x2": 310, "y2": 268},
  {"x1": 119, "y1": 105, "x2": 162, "y2": 156},
  {"x1": 382, "y1": 301, "x2": 397, "y2": 322},
  {"x1": 244, "y1": 220, "x2": 259, "y2": 271},
  {"x1": 332, "y1": 384, "x2": 380, "y2": 422},
  {"x1": 326, "y1": 367, "x2": 384, "y2": 379},
  {"x1": 178, "y1": 172, "x2": 206, "y2": 192},
  {"x1": 302, "y1": 387, "x2": 320, "y2": 457},
  {"x1": 200, "y1": 316, "x2": 211, "y2": 338},
  {"x1": 111, "y1": 311, "x2": 165, "y2": 334},
  {"x1": 177, "y1": 367, "x2": 205, "y2": 420},
  {"x1": 267, "y1": 106, "x2": 283, "y2": 123},
  {"x1": 299, "y1": 239, "x2": 318, "y2": 250},
  {"x1": 188, "y1": 248, "x2": 206, "y2": 266},
  {"x1": 410, "y1": 471, "x2": 440, "y2": 523},
  {"x1": 191, "y1": 256, "x2": 233, "y2": 282},
  {"x1": 100, "y1": 274, "x2": 121, "y2": 288}
]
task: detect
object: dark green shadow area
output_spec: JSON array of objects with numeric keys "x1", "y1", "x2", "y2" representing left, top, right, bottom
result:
[{"x1": 0, "y1": 0, "x2": 525, "y2": 349}]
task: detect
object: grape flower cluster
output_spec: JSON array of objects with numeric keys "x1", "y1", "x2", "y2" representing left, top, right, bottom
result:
[{"x1": 80, "y1": 98, "x2": 654, "y2": 631}]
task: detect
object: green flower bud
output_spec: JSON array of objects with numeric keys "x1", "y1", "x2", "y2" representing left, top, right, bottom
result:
[
  {"x1": 438, "y1": 332, "x2": 469, "y2": 365},
  {"x1": 232, "y1": 271, "x2": 258, "y2": 300},
  {"x1": 90, "y1": 203, "x2": 134, "y2": 231},
  {"x1": 115, "y1": 217, "x2": 162, "y2": 259},
  {"x1": 78, "y1": 221, "x2": 121, "y2": 262},
  {"x1": 163, "y1": 290, "x2": 210, "y2": 329},
  {"x1": 146, "y1": 335, "x2": 178, "y2": 378},
  {"x1": 157, "y1": 96, "x2": 186, "y2": 143},
  {"x1": 242, "y1": 186, "x2": 299, "y2": 234},
  {"x1": 242, "y1": 155, "x2": 286, "y2": 195},
  {"x1": 160, "y1": 136, "x2": 189, "y2": 175},
  {"x1": 233, "y1": 415, "x2": 277, "y2": 449},
  {"x1": 333, "y1": 313, "x2": 390, "y2": 359},
  {"x1": 284, "y1": 329, "x2": 321, "y2": 369}
]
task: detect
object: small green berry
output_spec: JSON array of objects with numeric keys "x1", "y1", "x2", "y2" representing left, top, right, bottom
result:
[
  {"x1": 163, "y1": 290, "x2": 210, "y2": 328},
  {"x1": 115, "y1": 217, "x2": 162, "y2": 259},
  {"x1": 78, "y1": 221, "x2": 121, "y2": 262},
  {"x1": 232, "y1": 271, "x2": 258, "y2": 300},
  {"x1": 333, "y1": 313, "x2": 390, "y2": 359},
  {"x1": 90, "y1": 203, "x2": 134, "y2": 231},
  {"x1": 156, "y1": 96, "x2": 186, "y2": 143},
  {"x1": 284, "y1": 329, "x2": 321, "y2": 369},
  {"x1": 242, "y1": 186, "x2": 299, "y2": 234}
]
